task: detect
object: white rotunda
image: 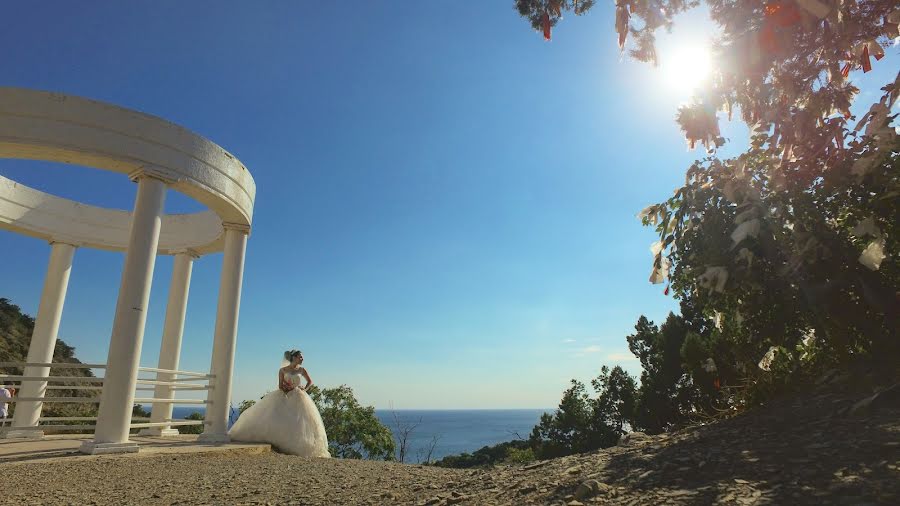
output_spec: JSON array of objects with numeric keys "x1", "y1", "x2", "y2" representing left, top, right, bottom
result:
[{"x1": 0, "y1": 88, "x2": 255, "y2": 454}]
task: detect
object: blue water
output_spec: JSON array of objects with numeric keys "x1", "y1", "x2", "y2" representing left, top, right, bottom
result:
[
  {"x1": 375, "y1": 409, "x2": 548, "y2": 461},
  {"x1": 171, "y1": 406, "x2": 548, "y2": 461}
]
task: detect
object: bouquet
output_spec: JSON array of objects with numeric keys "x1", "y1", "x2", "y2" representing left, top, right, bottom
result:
[{"x1": 279, "y1": 376, "x2": 294, "y2": 394}]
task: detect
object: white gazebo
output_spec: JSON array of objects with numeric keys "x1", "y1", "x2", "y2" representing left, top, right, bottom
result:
[{"x1": 0, "y1": 88, "x2": 255, "y2": 454}]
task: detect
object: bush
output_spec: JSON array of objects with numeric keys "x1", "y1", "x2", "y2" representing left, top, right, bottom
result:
[
  {"x1": 179, "y1": 412, "x2": 204, "y2": 434},
  {"x1": 504, "y1": 446, "x2": 535, "y2": 465},
  {"x1": 432, "y1": 440, "x2": 531, "y2": 468}
]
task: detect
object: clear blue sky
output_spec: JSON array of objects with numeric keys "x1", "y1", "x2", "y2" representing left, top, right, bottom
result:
[{"x1": 1, "y1": 2, "x2": 894, "y2": 409}]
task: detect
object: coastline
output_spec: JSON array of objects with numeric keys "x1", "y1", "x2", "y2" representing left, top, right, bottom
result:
[{"x1": 169, "y1": 407, "x2": 551, "y2": 462}]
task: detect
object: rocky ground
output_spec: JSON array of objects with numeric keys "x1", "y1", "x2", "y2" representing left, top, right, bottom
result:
[{"x1": 5, "y1": 380, "x2": 899, "y2": 505}]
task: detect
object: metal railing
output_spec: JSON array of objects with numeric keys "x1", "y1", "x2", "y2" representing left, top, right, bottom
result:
[{"x1": 0, "y1": 362, "x2": 215, "y2": 435}]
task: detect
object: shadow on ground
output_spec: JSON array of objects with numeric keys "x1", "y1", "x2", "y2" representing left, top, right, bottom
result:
[{"x1": 603, "y1": 386, "x2": 900, "y2": 505}]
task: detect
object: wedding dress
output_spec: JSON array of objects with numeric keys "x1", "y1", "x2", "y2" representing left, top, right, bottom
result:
[{"x1": 228, "y1": 369, "x2": 331, "y2": 457}]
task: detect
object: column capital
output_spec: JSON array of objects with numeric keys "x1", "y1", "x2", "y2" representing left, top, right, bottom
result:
[
  {"x1": 48, "y1": 239, "x2": 79, "y2": 248},
  {"x1": 222, "y1": 222, "x2": 251, "y2": 235},
  {"x1": 173, "y1": 249, "x2": 201, "y2": 260},
  {"x1": 128, "y1": 167, "x2": 177, "y2": 185}
]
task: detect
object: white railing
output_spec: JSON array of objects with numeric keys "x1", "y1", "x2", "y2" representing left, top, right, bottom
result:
[{"x1": 0, "y1": 362, "x2": 214, "y2": 435}]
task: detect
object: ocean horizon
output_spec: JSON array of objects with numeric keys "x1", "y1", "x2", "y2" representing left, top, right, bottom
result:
[{"x1": 170, "y1": 406, "x2": 550, "y2": 461}]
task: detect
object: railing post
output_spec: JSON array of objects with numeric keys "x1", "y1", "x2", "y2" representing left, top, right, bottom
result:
[{"x1": 5, "y1": 242, "x2": 76, "y2": 440}]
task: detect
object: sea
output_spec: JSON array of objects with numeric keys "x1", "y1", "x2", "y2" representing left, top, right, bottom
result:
[{"x1": 171, "y1": 407, "x2": 549, "y2": 461}]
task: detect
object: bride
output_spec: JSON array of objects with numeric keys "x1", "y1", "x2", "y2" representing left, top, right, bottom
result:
[{"x1": 228, "y1": 349, "x2": 331, "y2": 457}]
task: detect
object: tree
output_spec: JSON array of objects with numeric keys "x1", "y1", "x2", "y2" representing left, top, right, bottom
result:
[
  {"x1": 390, "y1": 408, "x2": 422, "y2": 463},
  {"x1": 516, "y1": 1, "x2": 900, "y2": 387},
  {"x1": 591, "y1": 365, "x2": 638, "y2": 436},
  {"x1": 132, "y1": 404, "x2": 150, "y2": 418},
  {"x1": 529, "y1": 366, "x2": 637, "y2": 458},
  {"x1": 627, "y1": 313, "x2": 696, "y2": 433},
  {"x1": 306, "y1": 385, "x2": 395, "y2": 460},
  {"x1": 530, "y1": 380, "x2": 591, "y2": 458},
  {"x1": 416, "y1": 433, "x2": 443, "y2": 465}
]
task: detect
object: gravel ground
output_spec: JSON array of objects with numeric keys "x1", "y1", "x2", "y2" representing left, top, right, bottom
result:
[{"x1": 5, "y1": 381, "x2": 899, "y2": 506}]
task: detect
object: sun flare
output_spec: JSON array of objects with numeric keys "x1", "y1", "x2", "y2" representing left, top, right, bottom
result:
[{"x1": 662, "y1": 45, "x2": 713, "y2": 95}]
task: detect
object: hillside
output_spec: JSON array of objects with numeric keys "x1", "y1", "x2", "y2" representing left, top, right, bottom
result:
[
  {"x1": 0, "y1": 297, "x2": 98, "y2": 417},
  {"x1": 5, "y1": 376, "x2": 899, "y2": 505}
]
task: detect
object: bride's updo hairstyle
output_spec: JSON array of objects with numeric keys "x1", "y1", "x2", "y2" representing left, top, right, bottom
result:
[{"x1": 284, "y1": 349, "x2": 302, "y2": 362}]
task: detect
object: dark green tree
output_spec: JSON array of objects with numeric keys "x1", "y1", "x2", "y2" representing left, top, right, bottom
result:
[
  {"x1": 627, "y1": 314, "x2": 693, "y2": 433},
  {"x1": 591, "y1": 365, "x2": 637, "y2": 436},
  {"x1": 530, "y1": 380, "x2": 591, "y2": 457},
  {"x1": 530, "y1": 366, "x2": 637, "y2": 458},
  {"x1": 306, "y1": 385, "x2": 396, "y2": 460}
]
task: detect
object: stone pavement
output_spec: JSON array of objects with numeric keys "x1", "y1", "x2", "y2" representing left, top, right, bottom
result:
[{"x1": 0, "y1": 434, "x2": 270, "y2": 464}]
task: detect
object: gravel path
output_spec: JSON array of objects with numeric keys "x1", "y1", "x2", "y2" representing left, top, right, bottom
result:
[
  {"x1": 8, "y1": 452, "x2": 466, "y2": 505},
  {"x1": 5, "y1": 381, "x2": 899, "y2": 505}
]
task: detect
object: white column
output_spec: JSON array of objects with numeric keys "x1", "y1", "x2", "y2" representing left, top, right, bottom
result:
[
  {"x1": 199, "y1": 225, "x2": 248, "y2": 443},
  {"x1": 80, "y1": 174, "x2": 167, "y2": 455},
  {"x1": 6, "y1": 242, "x2": 76, "y2": 439},
  {"x1": 139, "y1": 251, "x2": 196, "y2": 437}
]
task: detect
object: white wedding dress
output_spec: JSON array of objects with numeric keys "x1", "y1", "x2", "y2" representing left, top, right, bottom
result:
[{"x1": 228, "y1": 369, "x2": 331, "y2": 457}]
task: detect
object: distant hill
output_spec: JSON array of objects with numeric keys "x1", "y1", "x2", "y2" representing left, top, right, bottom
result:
[{"x1": 0, "y1": 297, "x2": 98, "y2": 418}]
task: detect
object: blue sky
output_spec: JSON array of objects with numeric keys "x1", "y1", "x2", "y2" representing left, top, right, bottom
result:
[{"x1": 1, "y1": 3, "x2": 895, "y2": 409}]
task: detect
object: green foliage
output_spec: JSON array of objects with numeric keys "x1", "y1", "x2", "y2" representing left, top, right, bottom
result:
[
  {"x1": 591, "y1": 364, "x2": 637, "y2": 435},
  {"x1": 627, "y1": 312, "x2": 697, "y2": 433},
  {"x1": 129, "y1": 404, "x2": 150, "y2": 433},
  {"x1": 0, "y1": 298, "x2": 98, "y2": 420},
  {"x1": 514, "y1": 1, "x2": 596, "y2": 34},
  {"x1": 0, "y1": 298, "x2": 34, "y2": 360},
  {"x1": 432, "y1": 439, "x2": 531, "y2": 468},
  {"x1": 504, "y1": 446, "x2": 536, "y2": 465},
  {"x1": 238, "y1": 399, "x2": 256, "y2": 415},
  {"x1": 179, "y1": 412, "x2": 205, "y2": 434},
  {"x1": 132, "y1": 404, "x2": 150, "y2": 418},
  {"x1": 529, "y1": 366, "x2": 637, "y2": 459},
  {"x1": 306, "y1": 384, "x2": 395, "y2": 460},
  {"x1": 438, "y1": 366, "x2": 638, "y2": 466},
  {"x1": 515, "y1": 0, "x2": 900, "y2": 414}
]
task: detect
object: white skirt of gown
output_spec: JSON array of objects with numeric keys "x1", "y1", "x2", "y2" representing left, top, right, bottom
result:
[{"x1": 228, "y1": 387, "x2": 331, "y2": 457}]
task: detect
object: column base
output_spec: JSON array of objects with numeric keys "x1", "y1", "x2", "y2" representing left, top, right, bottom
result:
[
  {"x1": 197, "y1": 432, "x2": 230, "y2": 444},
  {"x1": 2, "y1": 429, "x2": 45, "y2": 440},
  {"x1": 137, "y1": 428, "x2": 181, "y2": 437},
  {"x1": 79, "y1": 440, "x2": 141, "y2": 455}
]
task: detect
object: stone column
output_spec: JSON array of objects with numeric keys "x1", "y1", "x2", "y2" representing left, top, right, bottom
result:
[
  {"x1": 199, "y1": 225, "x2": 248, "y2": 443},
  {"x1": 139, "y1": 251, "x2": 197, "y2": 437},
  {"x1": 80, "y1": 173, "x2": 167, "y2": 455},
  {"x1": 6, "y1": 241, "x2": 76, "y2": 439}
]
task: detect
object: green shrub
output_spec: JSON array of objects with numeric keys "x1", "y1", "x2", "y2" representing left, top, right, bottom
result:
[
  {"x1": 504, "y1": 446, "x2": 535, "y2": 465},
  {"x1": 179, "y1": 412, "x2": 205, "y2": 434}
]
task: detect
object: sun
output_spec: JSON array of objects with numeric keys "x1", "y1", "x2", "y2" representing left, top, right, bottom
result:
[{"x1": 662, "y1": 45, "x2": 713, "y2": 95}]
